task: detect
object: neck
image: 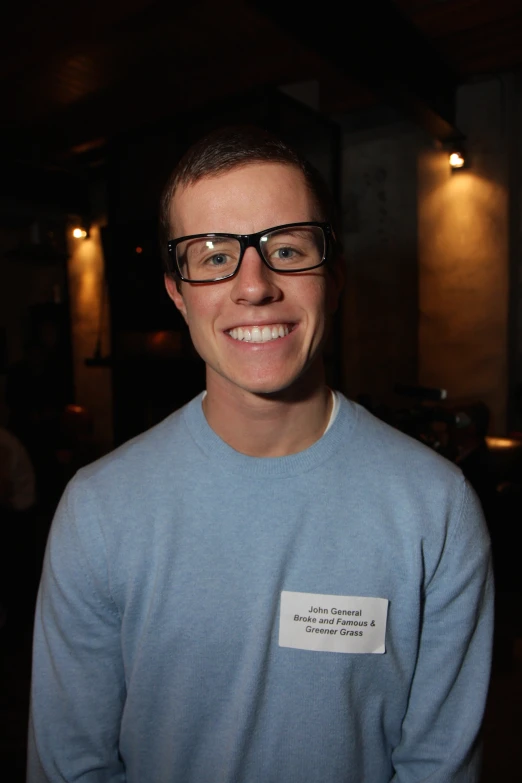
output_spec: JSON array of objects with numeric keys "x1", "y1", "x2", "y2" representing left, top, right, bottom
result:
[{"x1": 203, "y1": 371, "x2": 333, "y2": 458}]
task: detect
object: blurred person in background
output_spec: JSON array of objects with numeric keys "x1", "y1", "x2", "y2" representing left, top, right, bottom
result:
[{"x1": 0, "y1": 425, "x2": 36, "y2": 632}]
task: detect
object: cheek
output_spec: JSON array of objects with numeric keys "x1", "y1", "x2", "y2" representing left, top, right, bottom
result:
[
  {"x1": 182, "y1": 311, "x2": 213, "y2": 364},
  {"x1": 182, "y1": 293, "x2": 220, "y2": 340},
  {"x1": 300, "y1": 276, "x2": 338, "y2": 320},
  {"x1": 299, "y1": 279, "x2": 329, "y2": 319}
]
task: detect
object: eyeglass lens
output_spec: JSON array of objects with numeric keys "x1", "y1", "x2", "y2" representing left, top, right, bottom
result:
[{"x1": 176, "y1": 225, "x2": 325, "y2": 281}]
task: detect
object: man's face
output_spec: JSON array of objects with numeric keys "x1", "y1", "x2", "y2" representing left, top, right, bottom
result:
[{"x1": 165, "y1": 162, "x2": 341, "y2": 400}]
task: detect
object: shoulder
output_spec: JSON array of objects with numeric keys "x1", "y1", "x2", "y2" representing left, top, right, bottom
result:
[
  {"x1": 48, "y1": 396, "x2": 205, "y2": 556},
  {"x1": 335, "y1": 394, "x2": 468, "y2": 517},
  {"x1": 60, "y1": 395, "x2": 205, "y2": 526},
  {"x1": 340, "y1": 396, "x2": 461, "y2": 476},
  {"x1": 77, "y1": 394, "x2": 202, "y2": 485},
  {"x1": 0, "y1": 426, "x2": 28, "y2": 457},
  {"x1": 0, "y1": 426, "x2": 35, "y2": 476},
  {"x1": 335, "y1": 396, "x2": 490, "y2": 573}
]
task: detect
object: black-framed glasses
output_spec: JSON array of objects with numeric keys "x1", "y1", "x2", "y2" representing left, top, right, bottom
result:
[{"x1": 167, "y1": 221, "x2": 332, "y2": 283}]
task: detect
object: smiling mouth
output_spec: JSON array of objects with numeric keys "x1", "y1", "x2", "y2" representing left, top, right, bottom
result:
[{"x1": 227, "y1": 324, "x2": 292, "y2": 343}]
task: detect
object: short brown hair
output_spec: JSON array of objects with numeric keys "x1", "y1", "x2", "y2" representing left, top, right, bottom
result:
[{"x1": 159, "y1": 125, "x2": 339, "y2": 273}]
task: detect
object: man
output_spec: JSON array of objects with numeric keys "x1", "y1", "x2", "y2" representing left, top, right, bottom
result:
[
  {"x1": 0, "y1": 424, "x2": 37, "y2": 630},
  {"x1": 28, "y1": 126, "x2": 493, "y2": 782},
  {"x1": 0, "y1": 425, "x2": 36, "y2": 514}
]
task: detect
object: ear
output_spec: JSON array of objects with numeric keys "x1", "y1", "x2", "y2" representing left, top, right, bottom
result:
[{"x1": 164, "y1": 274, "x2": 188, "y2": 322}]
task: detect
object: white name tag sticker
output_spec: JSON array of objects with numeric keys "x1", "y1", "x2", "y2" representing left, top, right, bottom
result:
[{"x1": 279, "y1": 591, "x2": 389, "y2": 654}]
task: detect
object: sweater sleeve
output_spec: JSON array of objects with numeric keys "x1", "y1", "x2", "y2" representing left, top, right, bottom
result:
[
  {"x1": 27, "y1": 478, "x2": 127, "y2": 783},
  {"x1": 390, "y1": 479, "x2": 494, "y2": 783}
]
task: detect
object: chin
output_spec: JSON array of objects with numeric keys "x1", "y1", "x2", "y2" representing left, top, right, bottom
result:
[
  {"x1": 240, "y1": 381, "x2": 292, "y2": 396},
  {"x1": 233, "y1": 371, "x2": 310, "y2": 398},
  {"x1": 211, "y1": 369, "x2": 291, "y2": 397}
]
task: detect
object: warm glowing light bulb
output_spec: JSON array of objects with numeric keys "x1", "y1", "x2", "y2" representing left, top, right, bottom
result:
[
  {"x1": 449, "y1": 152, "x2": 465, "y2": 169},
  {"x1": 73, "y1": 227, "x2": 87, "y2": 238}
]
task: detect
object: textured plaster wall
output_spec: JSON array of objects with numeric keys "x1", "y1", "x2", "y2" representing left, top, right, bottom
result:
[
  {"x1": 67, "y1": 223, "x2": 113, "y2": 453},
  {"x1": 341, "y1": 127, "x2": 421, "y2": 404},
  {"x1": 418, "y1": 80, "x2": 509, "y2": 432}
]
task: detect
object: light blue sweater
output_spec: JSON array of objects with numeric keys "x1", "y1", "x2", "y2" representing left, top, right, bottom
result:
[{"x1": 28, "y1": 393, "x2": 493, "y2": 782}]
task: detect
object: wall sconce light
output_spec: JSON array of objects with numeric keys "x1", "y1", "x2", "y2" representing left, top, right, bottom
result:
[
  {"x1": 72, "y1": 226, "x2": 89, "y2": 239},
  {"x1": 446, "y1": 137, "x2": 468, "y2": 172},
  {"x1": 449, "y1": 151, "x2": 465, "y2": 169}
]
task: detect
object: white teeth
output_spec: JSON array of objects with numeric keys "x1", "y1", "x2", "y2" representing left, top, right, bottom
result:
[{"x1": 228, "y1": 324, "x2": 290, "y2": 343}]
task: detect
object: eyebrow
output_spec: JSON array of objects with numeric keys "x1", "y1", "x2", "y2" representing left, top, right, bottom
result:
[
  {"x1": 185, "y1": 236, "x2": 238, "y2": 257},
  {"x1": 198, "y1": 236, "x2": 237, "y2": 246},
  {"x1": 268, "y1": 229, "x2": 313, "y2": 237}
]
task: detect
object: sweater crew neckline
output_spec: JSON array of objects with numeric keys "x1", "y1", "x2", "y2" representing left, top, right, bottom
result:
[{"x1": 181, "y1": 392, "x2": 357, "y2": 478}]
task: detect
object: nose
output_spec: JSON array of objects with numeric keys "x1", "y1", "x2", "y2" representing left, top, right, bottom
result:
[{"x1": 230, "y1": 246, "x2": 282, "y2": 306}]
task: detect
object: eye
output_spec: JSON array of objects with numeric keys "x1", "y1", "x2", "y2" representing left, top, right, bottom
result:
[
  {"x1": 270, "y1": 244, "x2": 302, "y2": 263},
  {"x1": 273, "y1": 246, "x2": 298, "y2": 259},
  {"x1": 206, "y1": 253, "x2": 229, "y2": 267}
]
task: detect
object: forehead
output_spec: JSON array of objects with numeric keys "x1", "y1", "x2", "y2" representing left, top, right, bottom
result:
[{"x1": 169, "y1": 162, "x2": 317, "y2": 238}]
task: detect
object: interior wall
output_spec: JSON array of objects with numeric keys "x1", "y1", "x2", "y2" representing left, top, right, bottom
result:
[
  {"x1": 67, "y1": 222, "x2": 113, "y2": 454},
  {"x1": 340, "y1": 125, "x2": 421, "y2": 405},
  {"x1": 418, "y1": 79, "x2": 510, "y2": 433},
  {"x1": 507, "y1": 72, "x2": 522, "y2": 431}
]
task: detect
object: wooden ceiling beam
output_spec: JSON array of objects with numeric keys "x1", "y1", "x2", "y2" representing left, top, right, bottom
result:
[
  {"x1": 393, "y1": 0, "x2": 521, "y2": 38},
  {"x1": 434, "y1": 17, "x2": 522, "y2": 74},
  {"x1": 0, "y1": 0, "x2": 160, "y2": 80},
  {"x1": 250, "y1": 0, "x2": 463, "y2": 142}
]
